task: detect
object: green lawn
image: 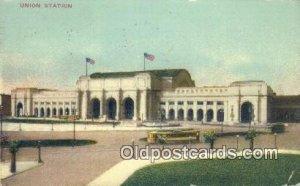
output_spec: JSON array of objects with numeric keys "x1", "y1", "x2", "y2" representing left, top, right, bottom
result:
[
  {"x1": 122, "y1": 154, "x2": 300, "y2": 186},
  {"x1": 2, "y1": 139, "x2": 96, "y2": 147}
]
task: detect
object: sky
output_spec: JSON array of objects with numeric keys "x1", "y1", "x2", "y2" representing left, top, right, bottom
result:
[{"x1": 0, "y1": 0, "x2": 299, "y2": 95}]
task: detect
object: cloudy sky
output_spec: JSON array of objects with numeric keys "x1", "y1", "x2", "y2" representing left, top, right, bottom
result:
[{"x1": 0, "y1": 0, "x2": 299, "y2": 95}]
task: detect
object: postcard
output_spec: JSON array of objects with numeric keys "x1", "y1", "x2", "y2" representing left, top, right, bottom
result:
[{"x1": 0, "y1": 0, "x2": 299, "y2": 185}]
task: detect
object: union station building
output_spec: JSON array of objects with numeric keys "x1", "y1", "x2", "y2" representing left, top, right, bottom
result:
[{"x1": 10, "y1": 69, "x2": 300, "y2": 124}]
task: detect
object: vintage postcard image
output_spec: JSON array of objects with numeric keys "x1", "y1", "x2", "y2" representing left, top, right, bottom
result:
[{"x1": 0, "y1": 0, "x2": 300, "y2": 185}]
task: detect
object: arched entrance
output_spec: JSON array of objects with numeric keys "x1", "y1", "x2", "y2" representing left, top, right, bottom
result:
[
  {"x1": 65, "y1": 108, "x2": 70, "y2": 116},
  {"x1": 188, "y1": 109, "x2": 193, "y2": 121},
  {"x1": 207, "y1": 109, "x2": 213, "y2": 122},
  {"x1": 241, "y1": 102, "x2": 253, "y2": 123},
  {"x1": 197, "y1": 109, "x2": 203, "y2": 121},
  {"x1": 123, "y1": 98, "x2": 134, "y2": 119},
  {"x1": 107, "y1": 98, "x2": 117, "y2": 120},
  {"x1": 59, "y1": 108, "x2": 63, "y2": 116},
  {"x1": 52, "y1": 108, "x2": 57, "y2": 117},
  {"x1": 217, "y1": 109, "x2": 224, "y2": 122},
  {"x1": 91, "y1": 98, "x2": 101, "y2": 118},
  {"x1": 34, "y1": 108, "x2": 38, "y2": 117},
  {"x1": 168, "y1": 109, "x2": 175, "y2": 120},
  {"x1": 46, "y1": 108, "x2": 51, "y2": 117},
  {"x1": 178, "y1": 109, "x2": 184, "y2": 120},
  {"x1": 160, "y1": 108, "x2": 166, "y2": 120},
  {"x1": 16, "y1": 103, "x2": 23, "y2": 117},
  {"x1": 40, "y1": 108, "x2": 45, "y2": 117}
]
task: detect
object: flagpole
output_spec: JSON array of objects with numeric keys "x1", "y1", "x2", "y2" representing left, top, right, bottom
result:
[
  {"x1": 144, "y1": 54, "x2": 145, "y2": 71},
  {"x1": 86, "y1": 61, "x2": 88, "y2": 76}
]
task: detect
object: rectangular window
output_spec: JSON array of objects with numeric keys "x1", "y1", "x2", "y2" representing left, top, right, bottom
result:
[
  {"x1": 187, "y1": 101, "x2": 194, "y2": 105},
  {"x1": 177, "y1": 101, "x2": 184, "y2": 105},
  {"x1": 207, "y1": 101, "x2": 214, "y2": 105},
  {"x1": 169, "y1": 101, "x2": 174, "y2": 105},
  {"x1": 217, "y1": 101, "x2": 224, "y2": 105},
  {"x1": 160, "y1": 102, "x2": 166, "y2": 105},
  {"x1": 197, "y1": 101, "x2": 203, "y2": 105}
]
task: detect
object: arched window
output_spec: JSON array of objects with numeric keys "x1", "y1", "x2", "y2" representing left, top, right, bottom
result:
[
  {"x1": 91, "y1": 98, "x2": 101, "y2": 118},
  {"x1": 207, "y1": 109, "x2": 213, "y2": 122},
  {"x1": 178, "y1": 109, "x2": 184, "y2": 120},
  {"x1": 168, "y1": 109, "x2": 175, "y2": 120},
  {"x1": 241, "y1": 102, "x2": 253, "y2": 123},
  {"x1": 197, "y1": 109, "x2": 203, "y2": 121},
  {"x1": 188, "y1": 109, "x2": 193, "y2": 121},
  {"x1": 107, "y1": 98, "x2": 117, "y2": 120},
  {"x1": 217, "y1": 109, "x2": 224, "y2": 122},
  {"x1": 123, "y1": 97, "x2": 134, "y2": 119}
]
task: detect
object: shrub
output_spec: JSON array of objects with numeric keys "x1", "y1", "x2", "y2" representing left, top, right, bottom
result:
[
  {"x1": 245, "y1": 129, "x2": 256, "y2": 150},
  {"x1": 157, "y1": 135, "x2": 166, "y2": 144},
  {"x1": 203, "y1": 130, "x2": 217, "y2": 149},
  {"x1": 271, "y1": 123, "x2": 285, "y2": 133}
]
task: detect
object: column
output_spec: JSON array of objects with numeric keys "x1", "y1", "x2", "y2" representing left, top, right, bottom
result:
[
  {"x1": 11, "y1": 97, "x2": 16, "y2": 117},
  {"x1": 142, "y1": 90, "x2": 147, "y2": 121},
  {"x1": 203, "y1": 101, "x2": 207, "y2": 122},
  {"x1": 81, "y1": 91, "x2": 88, "y2": 119},
  {"x1": 165, "y1": 101, "x2": 169, "y2": 120},
  {"x1": 133, "y1": 96, "x2": 138, "y2": 121},
  {"x1": 254, "y1": 100, "x2": 259, "y2": 123},
  {"x1": 213, "y1": 102, "x2": 217, "y2": 123},
  {"x1": 184, "y1": 101, "x2": 188, "y2": 120},
  {"x1": 193, "y1": 101, "x2": 197, "y2": 121},
  {"x1": 174, "y1": 101, "x2": 178, "y2": 120},
  {"x1": 224, "y1": 101, "x2": 228, "y2": 123}
]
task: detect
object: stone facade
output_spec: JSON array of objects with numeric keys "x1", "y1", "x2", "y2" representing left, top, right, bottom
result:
[
  {"x1": 10, "y1": 69, "x2": 300, "y2": 124},
  {"x1": 0, "y1": 94, "x2": 11, "y2": 117}
]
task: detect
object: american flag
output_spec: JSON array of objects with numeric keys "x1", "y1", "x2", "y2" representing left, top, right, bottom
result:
[
  {"x1": 86, "y1": 57, "x2": 95, "y2": 64},
  {"x1": 144, "y1": 53, "x2": 155, "y2": 61}
]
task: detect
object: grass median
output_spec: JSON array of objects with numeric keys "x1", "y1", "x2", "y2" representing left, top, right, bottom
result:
[{"x1": 122, "y1": 154, "x2": 300, "y2": 186}]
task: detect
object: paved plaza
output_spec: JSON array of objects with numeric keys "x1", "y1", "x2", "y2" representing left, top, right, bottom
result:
[{"x1": 0, "y1": 123, "x2": 299, "y2": 186}]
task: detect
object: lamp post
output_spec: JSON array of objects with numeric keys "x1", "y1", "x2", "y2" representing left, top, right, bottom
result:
[
  {"x1": 0, "y1": 105, "x2": 3, "y2": 162},
  {"x1": 37, "y1": 141, "x2": 43, "y2": 163},
  {"x1": 274, "y1": 133, "x2": 277, "y2": 148},
  {"x1": 0, "y1": 105, "x2": 3, "y2": 135},
  {"x1": 219, "y1": 110, "x2": 224, "y2": 133},
  {"x1": 236, "y1": 135, "x2": 239, "y2": 151},
  {"x1": 72, "y1": 108, "x2": 76, "y2": 147}
]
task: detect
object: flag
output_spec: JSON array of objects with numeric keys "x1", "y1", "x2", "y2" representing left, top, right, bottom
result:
[
  {"x1": 86, "y1": 57, "x2": 95, "y2": 64},
  {"x1": 144, "y1": 53, "x2": 155, "y2": 61}
]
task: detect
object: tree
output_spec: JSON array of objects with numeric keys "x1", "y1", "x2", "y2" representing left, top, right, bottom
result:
[
  {"x1": 203, "y1": 130, "x2": 217, "y2": 149},
  {"x1": 245, "y1": 129, "x2": 256, "y2": 151},
  {"x1": 9, "y1": 140, "x2": 19, "y2": 173}
]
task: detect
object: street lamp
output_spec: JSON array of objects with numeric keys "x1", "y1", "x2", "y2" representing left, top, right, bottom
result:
[
  {"x1": 37, "y1": 141, "x2": 43, "y2": 163},
  {"x1": 0, "y1": 105, "x2": 4, "y2": 162},
  {"x1": 72, "y1": 108, "x2": 76, "y2": 147},
  {"x1": 0, "y1": 105, "x2": 3, "y2": 135},
  {"x1": 236, "y1": 135, "x2": 239, "y2": 151},
  {"x1": 219, "y1": 110, "x2": 224, "y2": 133},
  {"x1": 274, "y1": 133, "x2": 277, "y2": 148}
]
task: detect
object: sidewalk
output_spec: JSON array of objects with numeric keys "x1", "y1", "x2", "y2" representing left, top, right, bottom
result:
[
  {"x1": 0, "y1": 161, "x2": 41, "y2": 180},
  {"x1": 87, "y1": 158, "x2": 180, "y2": 186}
]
